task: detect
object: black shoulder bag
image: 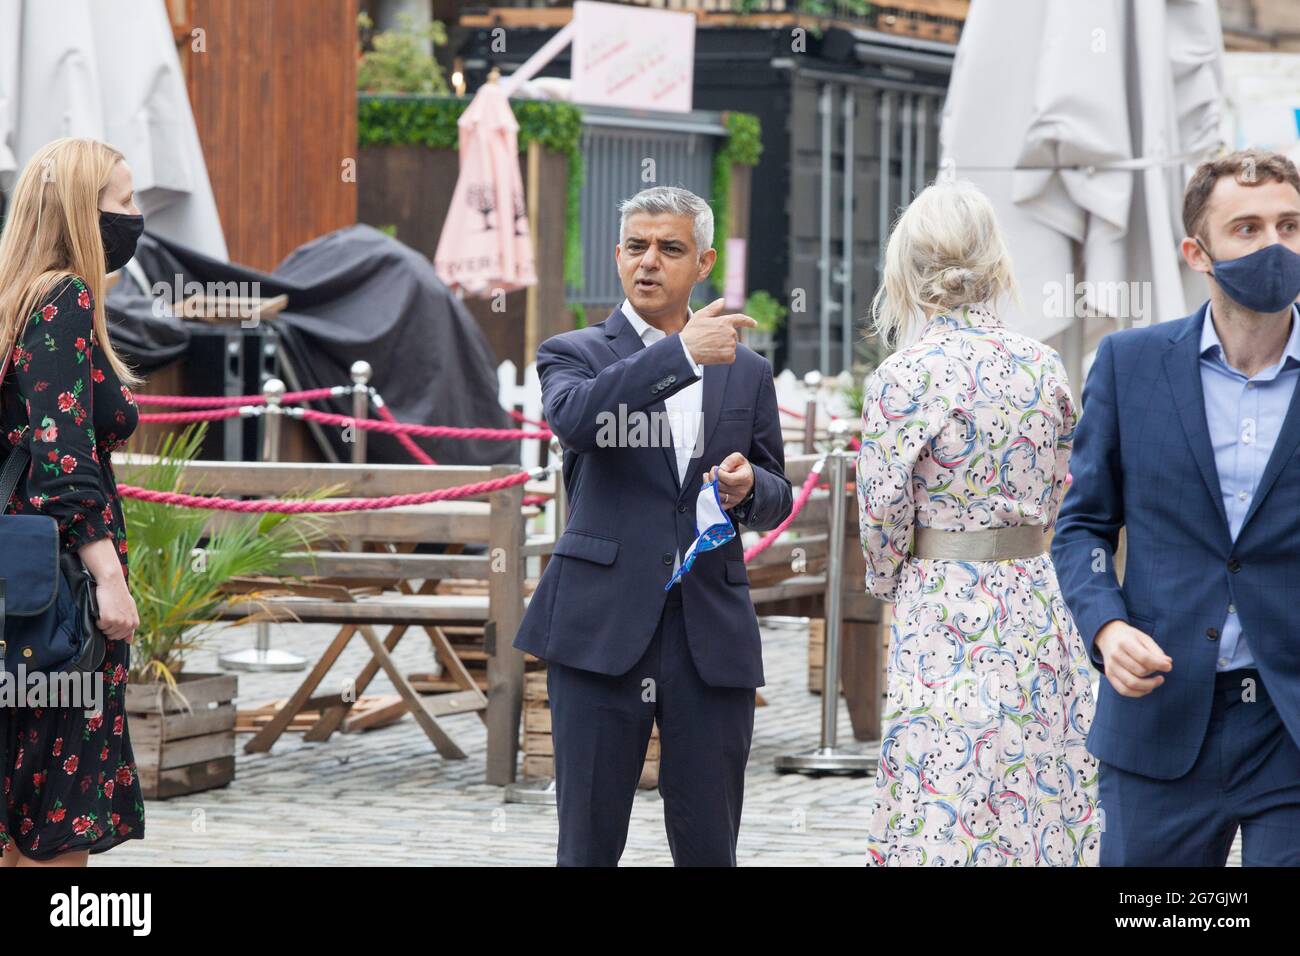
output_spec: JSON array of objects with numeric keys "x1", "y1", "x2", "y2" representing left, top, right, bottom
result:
[{"x1": 0, "y1": 443, "x2": 107, "y2": 676}]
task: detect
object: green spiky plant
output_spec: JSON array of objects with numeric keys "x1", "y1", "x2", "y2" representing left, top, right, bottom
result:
[{"x1": 120, "y1": 423, "x2": 336, "y2": 688}]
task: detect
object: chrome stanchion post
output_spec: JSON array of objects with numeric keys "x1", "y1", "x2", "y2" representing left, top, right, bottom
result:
[
  {"x1": 261, "y1": 377, "x2": 283, "y2": 464},
  {"x1": 802, "y1": 369, "x2": 821, "y2": 454},
  {"x1": 219, "y1": 377, "x2": 307, "y2": 673},
  {"x1": 350, "y1": 360, "x2": 371, "y2": 465},
  {"x1": 774, "y1": 420, "x2": 876, "y2": 774},
  {"x1": 347, "y1": 361, "x2": 372, "y2": 556}
]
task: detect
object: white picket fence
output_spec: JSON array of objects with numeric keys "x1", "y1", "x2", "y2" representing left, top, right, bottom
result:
[{"x1": 496, "y1": 359, "x2": 545, "y2": 471}]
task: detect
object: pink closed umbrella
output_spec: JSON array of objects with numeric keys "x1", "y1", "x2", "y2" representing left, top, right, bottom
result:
[{"x1": 434, "y1": 82, "x2": 537, "y2": 296}]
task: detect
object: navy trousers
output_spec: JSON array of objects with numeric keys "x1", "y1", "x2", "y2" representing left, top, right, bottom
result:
[
  {"x1": 1099, "y1": 668, "x2": 1300, "y2": 866},
  {"x1": 547, "y1": 583, "x2": 756, "y2": 866}
]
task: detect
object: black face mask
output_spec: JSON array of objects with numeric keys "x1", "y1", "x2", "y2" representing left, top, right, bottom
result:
[{"x1": 99, "y1": 210, "x2": 144, "y2": 273}]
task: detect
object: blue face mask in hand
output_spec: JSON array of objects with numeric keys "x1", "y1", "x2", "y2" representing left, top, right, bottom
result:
[
  {"x1": 1197, "y1": 237, "x2": 1300, "y2": 314},
  {"x1": 663, "y1": 478, "x2": 736, "y2": 591}
]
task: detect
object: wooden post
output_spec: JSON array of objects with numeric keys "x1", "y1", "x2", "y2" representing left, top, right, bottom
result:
[
  {"x1": 485, "y1": 465, "x2": 527, "y2": 784},
  {"x1": 524, "y1": 139, "x2": 542, "y2": 368}
]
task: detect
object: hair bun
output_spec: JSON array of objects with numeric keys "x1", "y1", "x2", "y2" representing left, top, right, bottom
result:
[{"x1": 939, "y1": 266, "x2": 976, "y2": 294}]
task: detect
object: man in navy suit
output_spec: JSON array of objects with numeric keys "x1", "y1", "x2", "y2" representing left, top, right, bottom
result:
[
  {"x1": 1053, "y1": 149, "x2": 1300, "y2": 865},
  {"x1": 514, "y1": 186, "x2": 792, "y2": 866}
]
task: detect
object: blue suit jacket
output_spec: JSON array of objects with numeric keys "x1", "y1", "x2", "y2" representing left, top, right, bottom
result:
[
  {"x1": 512, "y1": 306, "x2": 793, "y2": 688},
  {"x1": 1052, "y1": 302, "x2": 1300, "y2": 779}
]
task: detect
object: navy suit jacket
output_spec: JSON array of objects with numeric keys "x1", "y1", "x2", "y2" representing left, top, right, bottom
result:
[
  {"x1": 513, "y1": 305, "x2": 792, "y2": 688},
  {"x1": 1052, "y1": 302, "x2": 1300, "y2": 779}
]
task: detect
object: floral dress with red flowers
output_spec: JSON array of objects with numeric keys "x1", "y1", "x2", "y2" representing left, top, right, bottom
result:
[{"x1": 0, "y1": 275, "x2": 144, "y2": 860}]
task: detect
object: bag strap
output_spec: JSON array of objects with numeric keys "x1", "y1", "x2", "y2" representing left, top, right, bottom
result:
[{"x1": 0, "y1": 442, "x2": 30, "y2": 511}]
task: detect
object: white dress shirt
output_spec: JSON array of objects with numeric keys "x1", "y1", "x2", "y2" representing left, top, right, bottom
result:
[
  {"x1": 621, "y1": 298, "x2": 705, "y2": 572},
  {"x1": 620, "y1": 298, "x2": 704, "y2": 484}
]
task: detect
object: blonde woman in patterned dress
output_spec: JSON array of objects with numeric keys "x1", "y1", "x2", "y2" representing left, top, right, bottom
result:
[{"x1": 856, "y1": 180, "x2": 1100, "y2": 866}]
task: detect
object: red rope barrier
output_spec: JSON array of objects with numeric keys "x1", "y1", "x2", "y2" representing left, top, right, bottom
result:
[
  {"x1": 117, "y1": 469, "x2": 537, "y2": 513},
  {"x1": 743, "y1": 459, "x2": 827, "y2": 564},
  {"x1": 131, "y1": 385, "x2": 560, "y2": 510},
  {"x1": 138, "y1": 407, "x2": 245, "y2": 423},
  {"x1": 778, "y1": 404, "x2": 861, "y2": 450},
  {"x1": 134, "y1": 404, "x2": 551, "y2": 441},
  {"x1": 134, "y1": 387, "x2": 337, "y2": 407},
  {"x1": 373, "y1": 402, "x2": 437, "y2": 465},
  {"x1": 506, "y1": 408, "x2": 549, "y2": 429},
  {"x1": 297, "y1": 407, "x2": 551, "y2": 441}
]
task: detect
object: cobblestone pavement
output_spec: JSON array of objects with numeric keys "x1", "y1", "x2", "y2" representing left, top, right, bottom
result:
[{"x1": 103, "y1": 617, "x2": 1241, "y2": 867}]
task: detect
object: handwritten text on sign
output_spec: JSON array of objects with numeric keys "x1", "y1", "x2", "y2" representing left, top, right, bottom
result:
[{"x1": 571, "y1": 1, "x2": 695, "y2": 114}]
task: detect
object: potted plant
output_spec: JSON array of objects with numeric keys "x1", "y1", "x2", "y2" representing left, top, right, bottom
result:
[
  {"x1": 120, "y1": 423, "x2": 330, "y2": 799},
  {"x1": 740, "y1": 290, "x2": 787, "y2": 364}
]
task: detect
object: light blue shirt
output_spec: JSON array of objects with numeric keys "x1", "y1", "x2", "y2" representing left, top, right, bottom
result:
[{"x1": 1199, "y1": 302, "x2": 1300, "y2": 671}]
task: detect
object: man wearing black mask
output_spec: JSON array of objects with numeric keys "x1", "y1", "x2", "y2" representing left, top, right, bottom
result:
[{"x1": 1053, "y1": 149, "x2": 1300, "y2": 865}]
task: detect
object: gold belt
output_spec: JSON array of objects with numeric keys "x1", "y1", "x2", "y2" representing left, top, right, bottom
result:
[{"x1": 911, "y1": 524, "x2": 1048, "y2": 561}]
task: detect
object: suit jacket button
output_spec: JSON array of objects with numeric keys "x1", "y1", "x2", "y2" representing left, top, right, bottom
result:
[
  {"x1": 1206, "y1": 627, "x2": 1220, "y2": 640},
  {"x1": 661, "y1": 552, "x2": 673, "y2": 565},
  {"x1": 677, "y1": 503, "x2": 687, "y2": 513},
  {"x1": 667, "y1": 375, "x2": 677, "y2": 383},
  {"x1": 1227, "y1": 558, "x2": 1242, "y2": 573}
]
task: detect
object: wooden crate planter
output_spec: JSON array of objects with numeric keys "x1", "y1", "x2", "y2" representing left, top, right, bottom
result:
[
  {"x1": 521, "y1": 671, "x2": 660, "y2": 789},
  {"x1": 808, "y1": 617, "x2": 846, "y2": 696},
  {"x1": 126, "y1": 673, "x2": 237, "y2": 800}
]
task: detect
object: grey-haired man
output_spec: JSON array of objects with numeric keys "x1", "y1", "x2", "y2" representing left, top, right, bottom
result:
[{"x1": 514, "y1": 186, "x2": 792, "y2": 865}]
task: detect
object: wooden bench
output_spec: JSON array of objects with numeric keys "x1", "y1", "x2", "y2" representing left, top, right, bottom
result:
[{"x1": 117, "y1": 455, "x2": 554, "y2": 785}]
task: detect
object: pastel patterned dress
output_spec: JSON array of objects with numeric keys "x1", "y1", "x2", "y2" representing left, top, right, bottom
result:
[
  {"x1": 856, "y1": 306, "x2": 1100, "y2": 866},
  {"x1": 0, "y1": 275, "x2": 144, "y2": 860}
]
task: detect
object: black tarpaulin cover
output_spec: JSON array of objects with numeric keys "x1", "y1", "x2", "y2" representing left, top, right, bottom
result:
[{"x1": 107, "y1": 225, "x2": 518, "y2": 466}]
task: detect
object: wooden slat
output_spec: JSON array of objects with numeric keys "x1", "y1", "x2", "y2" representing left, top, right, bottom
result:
[
  {"x1": 274, "y1": 551, "x2": 493, "y2": 580},
  {"x1": 749, "y1": 575, "x2": 827, "y2": 605},
  {"x1": 138, "y1": 756, "x2": 236, "y2": 800},
  {"x1": 115, "y1": 456, "x2": 514, "y2": 496},
  {"x1": 521, "y1": 536, "x2": 557, "y2": 557},
  {"x1": 523, "y1": 707, "x2": 552, "y2": 734},
  {"x1": 126, "y1": 674, "x2": 238, "y2": 714},
  {"x1": 743, "y1": 533, "x2": 829, "y2": 569},
  {"x1": 216, "y1": 593, "x2": 535, "y2": 624},
  {"x1": 203, "y1": 504, "x2": 499, "y2": 544},
  {"x1": 135, "y1": 731, "x2": 235, "y2": 772},
  {"x1": 130, "y1": 703, "x2": 237, "y2": 748}
]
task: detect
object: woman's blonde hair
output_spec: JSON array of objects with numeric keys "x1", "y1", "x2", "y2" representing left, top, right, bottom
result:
[
  {"x1": 868, "y1": 179, "x2": 1018, "y2": 352},
  {"x1": 0, "y1": 137, "x2": 142, "y2": 388}
]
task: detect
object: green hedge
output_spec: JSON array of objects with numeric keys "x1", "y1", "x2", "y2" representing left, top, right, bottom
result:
[
  {"x1": 711, "y1": 111, "x2": 763, "y2": 286},
  {"x1": 358, "y1": 93, "x2": 585, "y2": 289}
]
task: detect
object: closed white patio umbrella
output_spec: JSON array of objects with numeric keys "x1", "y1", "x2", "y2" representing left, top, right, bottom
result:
[
  {"x1": 0, "y1": 0, "x2": 226, "y2": 258},
  {"x1": 941, "y1": 0, "x2": 1223, "y2": 389}
]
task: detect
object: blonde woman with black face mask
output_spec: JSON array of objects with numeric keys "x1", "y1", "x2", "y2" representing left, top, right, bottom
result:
[
  {"x1": 0, "y1": 138, "x2": 146, "y2": 866},
  {"x1": 856, "y1": 180, "x2": 1099, "y2": 866}
]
